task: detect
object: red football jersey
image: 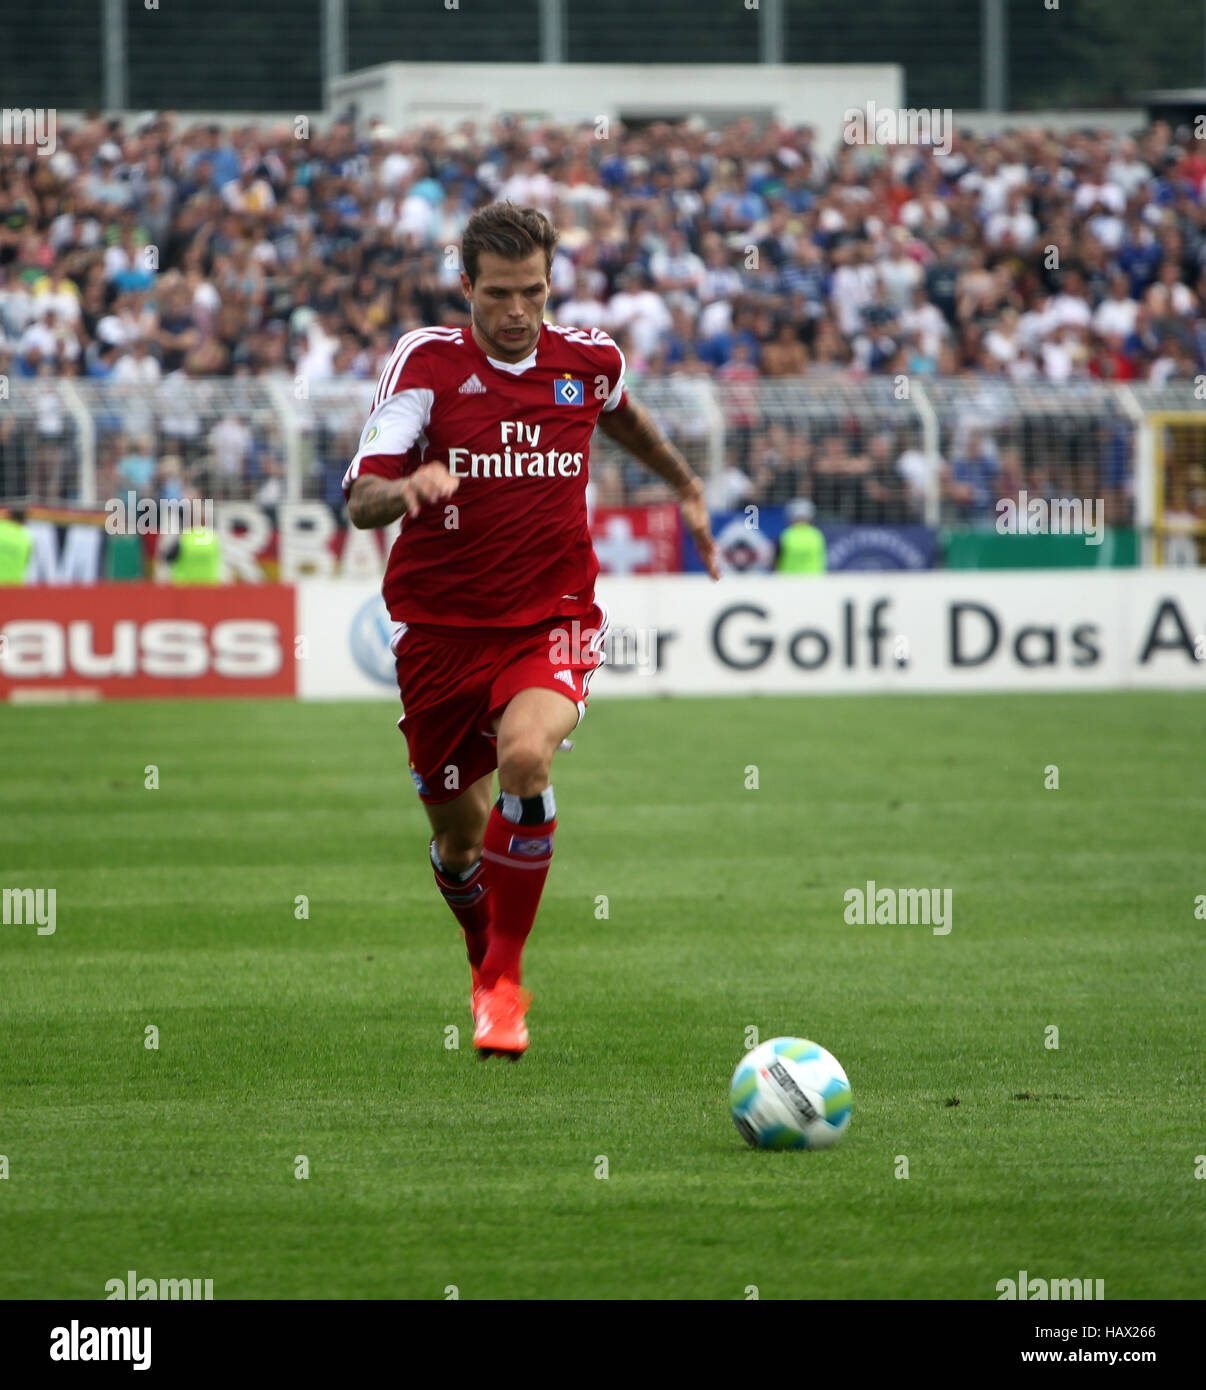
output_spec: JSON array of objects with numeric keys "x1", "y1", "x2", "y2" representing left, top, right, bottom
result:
[{"x1": 342, "y1": 321, "x2": 628, "y2": 627}]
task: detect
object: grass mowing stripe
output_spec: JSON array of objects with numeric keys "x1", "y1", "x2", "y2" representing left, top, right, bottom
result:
[{"x1": 0, "y1": 692, "x2": 1201, "y2": 1298}]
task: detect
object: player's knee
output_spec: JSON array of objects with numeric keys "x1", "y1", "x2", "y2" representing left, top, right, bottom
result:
[
  {"x1": 433, "y1": 833, "x2": 483, "y2": 875},
  {"x1": 497, "y1": 738, "x2": 551, "y2": 797}
]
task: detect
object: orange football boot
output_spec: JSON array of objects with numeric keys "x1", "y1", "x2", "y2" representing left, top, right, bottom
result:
[{"x1": 473, "y1": 976, "x2": 532, "y2": 1059}]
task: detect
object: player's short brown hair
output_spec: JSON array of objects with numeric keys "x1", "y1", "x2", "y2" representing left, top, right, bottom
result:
[{"x1": 462, "y1": 202, "x2": 559, "y2": 285}]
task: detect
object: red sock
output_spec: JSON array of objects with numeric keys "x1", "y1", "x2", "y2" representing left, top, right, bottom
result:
[
  {"x1": 430, "y1": 842, "x2": 490, "y2": 972},
  {"x1": 479, "y1": 802, "x2": 556, "y2": 988}
]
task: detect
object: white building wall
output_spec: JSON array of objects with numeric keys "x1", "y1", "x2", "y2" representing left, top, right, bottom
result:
[{"x1": 328, "y1": 62, "x2": 904, "y2": 150}]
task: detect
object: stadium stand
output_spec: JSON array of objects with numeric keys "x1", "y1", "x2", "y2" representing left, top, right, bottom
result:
[{"x1": 1, "y1": 112, "x2": 1204, "y2": 527}]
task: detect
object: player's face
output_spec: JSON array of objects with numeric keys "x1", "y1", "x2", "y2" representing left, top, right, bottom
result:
[{"x1": 464, "y1": 250, "x2": 549, "y2": 362}]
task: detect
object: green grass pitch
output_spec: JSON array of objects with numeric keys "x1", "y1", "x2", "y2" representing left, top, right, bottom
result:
[{"x1": 1, "y1": 691, "x2": 1201, "y2": 1300}]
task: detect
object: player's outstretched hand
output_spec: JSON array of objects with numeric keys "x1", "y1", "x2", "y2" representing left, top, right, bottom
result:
[
  {"x1": 403, "y1": 461, "x2": 460, "y2": 518},
  {"x1": 678, "y1": 480, "x2": 720, "y2": 580}
]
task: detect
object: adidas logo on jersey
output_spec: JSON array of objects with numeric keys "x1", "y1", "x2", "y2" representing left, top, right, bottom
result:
[
  {"x1": 458, "y1": 374, "x2": 487, "y2": 395},
  {"x1": 553, "y1": 670, "x2": 575, "y2": 688}
]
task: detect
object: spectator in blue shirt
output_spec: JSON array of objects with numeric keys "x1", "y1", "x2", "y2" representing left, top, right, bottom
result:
[
  {"x1": 945, "y1": 434, "x2": 1000, "y2": 522},
  {"x1": 1118, "y1": 218, "x2": 1163, "y2": 297},
  {"x1": 191, "y1": 126, "x2": 240, "y2": 192}
]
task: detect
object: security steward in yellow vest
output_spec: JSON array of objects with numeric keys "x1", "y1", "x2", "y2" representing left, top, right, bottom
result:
[
  {"x1": 776, "y1": 498, "x2": 826, "y2": 574},
  {"x1": 163, "y1": 515, "x2": 222, "y2": 584},
  {"x1": 0, "y1": 508, "x2": 33, "y2": 585}
]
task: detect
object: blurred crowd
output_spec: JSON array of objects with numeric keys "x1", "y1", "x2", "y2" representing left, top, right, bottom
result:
[
  {"x1": 1, "y1": 110, "x2": 1205, "y2": 389},
  {"x1": 2, "y1": 110, "x2": 1204, "y2": 521}
]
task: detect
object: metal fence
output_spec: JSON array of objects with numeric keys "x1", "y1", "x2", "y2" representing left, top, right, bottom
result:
[
  {"x1": 8, "y1": 0, "x2": 1194, "y2": 113},
  {"x1": 1, "y1": 374, "x2": 1199, "y2": 541}
]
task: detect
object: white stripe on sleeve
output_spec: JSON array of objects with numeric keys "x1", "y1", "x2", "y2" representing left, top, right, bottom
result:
[
  {"x1": 342, "y1": 388, "x2": 434, "y2": 493},
  {"x1": 601, "y1": 341, "x2": 627, "y2": 412}
]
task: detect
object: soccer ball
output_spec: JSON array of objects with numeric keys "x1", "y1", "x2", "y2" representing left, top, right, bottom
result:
[{"x1": 729, "y1": 1037, "x2": 852, "y2": 1150}]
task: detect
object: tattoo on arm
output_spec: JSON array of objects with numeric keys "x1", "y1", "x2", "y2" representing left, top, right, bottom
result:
[
  {"x1": 598, "y1": 401, "x2": 701, "y2": 494},
  {"x1": 347, "y1": 474, "x2": 408, "y2": 529}
]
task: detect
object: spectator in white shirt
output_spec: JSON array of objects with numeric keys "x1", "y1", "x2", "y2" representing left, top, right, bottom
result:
[
  {"x1": 878, "y1": 231, "x2": 923, "y2": 312},
  {"x1": 1073, "y1": 167, "x2": 1126, "y2": 218},
  {"x1": 397, "y1": 188, "x2": 439, "y2": 248},
  {"x1": 113, "y1": 338, "x2": 162, "y2": 383},
  {"x1": 896, "y1": 444, "x2": 944, "y2": 520},
  {"x1": 607, "y1": 269, "x2": 673, "y2": 359},
  {"x1": 1044, "y1": 268, "x2": 1093, "y2": 333},
  {"x1": 649, "y1": 230, "x2": 707, "y2": 311},
  {"x1": 830, "y1": 242, "x2": 877, "y2": 338},
  {"x1": 983, "y1": 307, "x2": 1022, "y2": 366},
  {"x1": 962, "y1": 148, "x2": 1028, "y2": 217},
  {"x1": 706, "y1": 461, "x2": 754, "y2": 511},
  {"x1": 19, "y1": 316, "x2": 59, "y2": 363},
  {"x1": 899, "y1": 187, "x2": 950, "y2": 234},
  {"x1": 900, "y1": 286, "x2": 948, "y2": 360},
  {"x1": 209, "y1": 412, "x2": 253, "y2": 483},
  {"x1": 698, "y1": 237, "x2": 744, "y2": 306},
  {"x1": 1093, "y1": 272, "x2": 1139, "y2": 338},
  {"x1": 1106, "y1": 137, "x2": 1152, "y2": 197},
  {"x1": 557, "y1": 271, "x2": 611, "y2": 329},
  {"x1": 0, "y1": 275, "x2": 36, "y2": 339},
  {"x1": 1155, "y1": 260, "x2": 1198, "y2": 316},
  {"x1": 1041, "y1": 324, "x2": 1088, "y2": 382},
  {"x1": 697, "y1": 294, "x2": 733, "y2": 343},
  {"x1": 297, "y1": 320, "x2": 338, "y2": 381},
  {"x1": 985, "y1": 188, "x2": 1039, "y2": 251},
  {"x1": 380, "y1": 147, "x2": 416, "y2": 193},
  {"x1": 500, "y1": 156, "x2": 556, "y2": 212},
  {"x1": 19, "y1": 306, "x2": 80, "y2": 366}
]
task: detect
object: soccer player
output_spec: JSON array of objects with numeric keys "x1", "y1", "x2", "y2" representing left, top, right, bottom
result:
[{"x1": 344, "y1": 202, "x2": 719, "y2": 1057}]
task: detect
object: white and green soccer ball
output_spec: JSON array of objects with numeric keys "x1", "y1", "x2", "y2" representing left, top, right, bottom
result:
[{"x1": 729, "y1": 1037, "x2": 852, "y2": 1150}]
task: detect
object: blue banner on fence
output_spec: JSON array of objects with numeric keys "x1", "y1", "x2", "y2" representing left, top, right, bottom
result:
[
  {"x1": 681, "y1": 509, "x2": 937, "y2": 573},
  {"x1": 819, "y1": 524, "x2": 937, "y2": 571}
]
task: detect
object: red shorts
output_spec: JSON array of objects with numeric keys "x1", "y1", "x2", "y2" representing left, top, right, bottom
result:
[{"x1": 391, "y1": 599, "x2": 609, "y2": 804}]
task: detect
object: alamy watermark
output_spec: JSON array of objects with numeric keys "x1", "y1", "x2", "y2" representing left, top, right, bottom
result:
[
  {"x1": 1, "y1": 108, "x2": 56, "y2": 157},
  {"x1": 843, "y1": 880, "x2": 952, "y2": 935},
  {"x1": 50, "y1": 1323, "x2": 150, "y2": 1371},
  {"x1": 996, "y1": 491, "x2": 1104, "y2": 546},
  {"x1": 104, "y1": 493, "x2": 214, "y2": 536},
  {"x1": 842, "y1": 101, "x2": 953, "y2": 157},
  {"x1": 2, "y1": 887, "x2": 56, "y2": 935},
  {"x1": 996, "y1": 1270, "x2": 1105, "y2": 1300},
  {"x1": 105, "y1": 1269, "x2": 214, "y2": 1300},
  {"x1": 548, "y1": 619, "x2": 660, "y2": 676}
]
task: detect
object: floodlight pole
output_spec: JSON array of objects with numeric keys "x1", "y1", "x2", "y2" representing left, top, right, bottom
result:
[
  {"x1": 982, "y1": 0, "x2": 1008, "y2": 112},
  {"x1": 102, "y1": 0, "x2": 127, "y2": 112},
  {"x1": 540, "y1": 0, "x2": 566, "y2": 63},
  {"x1": 323, "y1": 0, "x2": 346, "y2": 99},
  {"x1": 760, "y1": 0, "x2": 784, "y2": 65}
]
